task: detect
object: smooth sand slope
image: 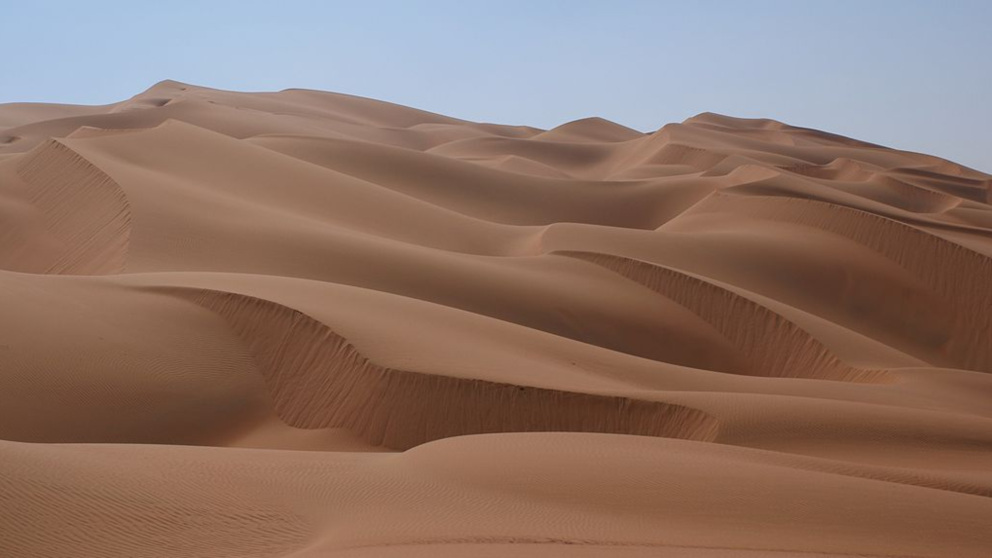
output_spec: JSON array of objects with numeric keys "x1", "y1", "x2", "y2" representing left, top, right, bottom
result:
[{"x1": 1, "y1": 80, "x2": 991, "y2": 557}]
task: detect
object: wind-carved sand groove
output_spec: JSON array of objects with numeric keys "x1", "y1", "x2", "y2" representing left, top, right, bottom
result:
[
  {"x1": 166, "y1": 288, "x2": 719, "y2": 450},
  {"x1": 687, "y1": 193, "x2": 992, "y2": 373},
  {"x1": 13, "y1": 139, "x2": 131, "y2": 274},
  {"x1": 559, "y1": 251, "x2": 889, "y2": 383}
]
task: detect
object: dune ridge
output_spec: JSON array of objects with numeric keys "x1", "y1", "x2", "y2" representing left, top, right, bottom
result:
[
  {"x1": 175, "y1": 287, "x2": 719, "y2": 449},
  {"x1": 0, "y1": 80, "x2": 990, "y2": 557},
  {"x1": 686, "y1": 192, "x2": 992, "y2": 372},
  {"x1": 2, "y1": 139, "x2": 131, "y2": 274},
  {"x1": 559, "y1": 250, "x2": 888, "y2": 383}
]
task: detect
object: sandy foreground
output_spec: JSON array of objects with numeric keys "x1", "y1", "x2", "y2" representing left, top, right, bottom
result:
[{"x1": 0, "y1": 80, "x2": 990, "y2": 557}]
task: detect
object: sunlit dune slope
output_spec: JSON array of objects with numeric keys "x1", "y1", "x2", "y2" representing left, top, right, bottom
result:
[{"x1": 1, "y1": 80, "x2": 990, "y2": 557}]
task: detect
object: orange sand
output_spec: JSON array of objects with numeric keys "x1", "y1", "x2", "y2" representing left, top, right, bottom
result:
[{"x1": 1, "y1": 81, "x2": 990, "y2": 557}]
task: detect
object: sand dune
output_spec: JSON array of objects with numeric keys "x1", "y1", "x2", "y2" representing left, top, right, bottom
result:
[{"x1": 1, "y1": 80, "x2": 990, "y2": 557}]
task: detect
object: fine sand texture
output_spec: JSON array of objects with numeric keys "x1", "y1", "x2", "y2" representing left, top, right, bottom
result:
[{"x1": 1, "y1": 81, "x2": 991, "y2": 557}]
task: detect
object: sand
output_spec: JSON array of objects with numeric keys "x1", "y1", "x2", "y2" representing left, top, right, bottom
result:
[{"x1": 0, "y1": 80, "x2": 990, "y2": 557}]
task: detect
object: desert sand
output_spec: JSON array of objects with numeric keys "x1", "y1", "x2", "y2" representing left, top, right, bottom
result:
[{"x1": 0, "y1": 80, "x2": 990, "y2": 557}]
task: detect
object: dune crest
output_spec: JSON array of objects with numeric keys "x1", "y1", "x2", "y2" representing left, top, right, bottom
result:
[
  {"x1": 174, "y1": 287, "x2": 719, "y2": 449},
  {"x1": 1, "y1": 81, "x2": 991, "y2": 557},
  {"x1": 1, "y1": 139, "x2": 131, "y2": 273}
]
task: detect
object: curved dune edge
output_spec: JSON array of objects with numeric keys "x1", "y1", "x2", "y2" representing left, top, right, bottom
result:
[
  {"x1": 865, "y1": 175, "x2": 963, "y2": 214},
  {"x1": 12, "y1": 139, "x2": 131, "y2": 274},
  {"x1": 642, "y1": 142, "x2": 728, "y2": 171},
  {"x1": 558, "y1": 250, "x2": 890, "y2": 383},
  {"x1": 782, "y1": 158, "x2": 964, "y2": 213},
  {"x1": 163, "y1": 287, "x2": 720, "y2": 449},
  {"x1": 688, "y1": 192, "x2": 992, "y2": 373},
  {"x1": 784, "y1": 158, "x2": 877, "y2": 181}
]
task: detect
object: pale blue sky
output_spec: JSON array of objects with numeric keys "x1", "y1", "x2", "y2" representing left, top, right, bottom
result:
[{"x1": 3, "y1": 1, "x2": 990, "y2": 172}]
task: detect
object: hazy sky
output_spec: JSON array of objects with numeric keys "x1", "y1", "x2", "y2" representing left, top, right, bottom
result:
[{"x1": 3, "y1": 0, "x2": 990, "y2": 172}]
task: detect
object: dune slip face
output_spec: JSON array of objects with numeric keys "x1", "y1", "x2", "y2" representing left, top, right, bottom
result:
[{"x1": 1, "y1": 81, "x2": 991, "y2": 557}]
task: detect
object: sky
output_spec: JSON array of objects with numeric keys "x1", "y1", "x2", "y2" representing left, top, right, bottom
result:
[{"x1": 3, "y1": 0, "x2": 990, "y2": 172}]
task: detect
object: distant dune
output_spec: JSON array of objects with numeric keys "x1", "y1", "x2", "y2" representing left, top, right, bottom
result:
[{"x1": 1, "y1": 80, "x2": 990, "y2": 557}]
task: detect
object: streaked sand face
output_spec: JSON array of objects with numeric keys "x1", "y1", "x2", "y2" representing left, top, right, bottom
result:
[{"x1": 0, "y1": 80, "x2": 990, "y2": 557}]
